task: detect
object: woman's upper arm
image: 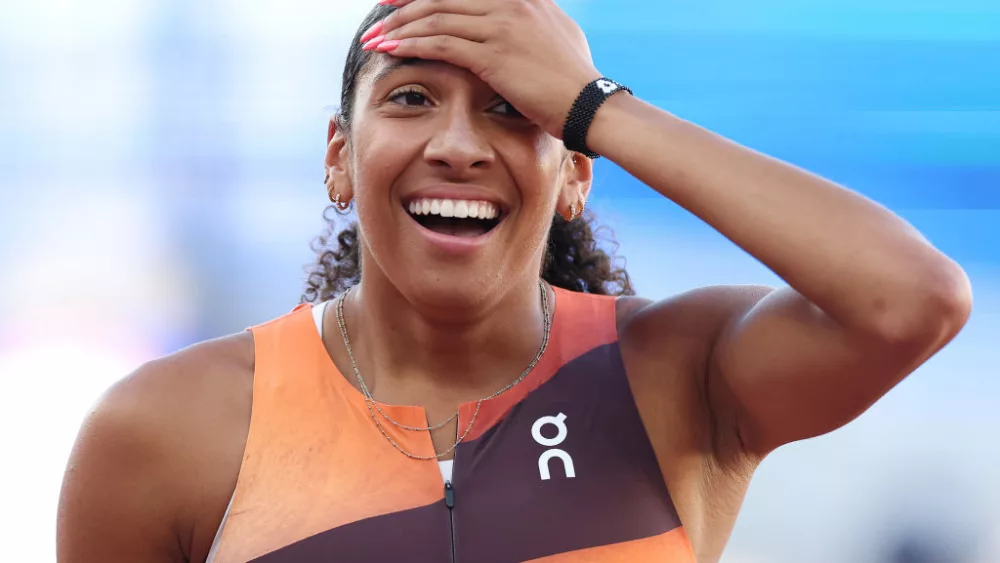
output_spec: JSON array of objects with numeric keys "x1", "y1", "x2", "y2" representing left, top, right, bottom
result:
[
  {"x1": 57, "y1": 364, "x2": 190, "y2": 563},
  {"x1": 622, "y1": 283, "x2": 966, "y2": 465}
]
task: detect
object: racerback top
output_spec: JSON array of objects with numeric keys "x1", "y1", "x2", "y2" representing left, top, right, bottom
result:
[{"x1": 208, "y1": 287, "x2": 696, "y2": 562}]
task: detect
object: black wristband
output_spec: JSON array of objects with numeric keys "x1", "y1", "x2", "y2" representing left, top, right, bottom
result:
[{"x1": 562, "y1": 78, "x2": 633, "y2": 159}]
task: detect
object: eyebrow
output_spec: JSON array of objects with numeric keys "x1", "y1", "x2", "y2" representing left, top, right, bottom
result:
[
  {"x1": 365, "y1": 57, "x2": 507, "y2": 103},
  {"x1": 369, "y1": 57, "x2": 435, "y2": 87}
]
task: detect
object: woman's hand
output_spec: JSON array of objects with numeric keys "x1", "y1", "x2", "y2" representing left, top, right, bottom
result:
[{"x1": 362, "y1": 0, "x2": 602, "y2": 139}]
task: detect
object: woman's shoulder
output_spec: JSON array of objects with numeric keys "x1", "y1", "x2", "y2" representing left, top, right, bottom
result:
[
  {"x1": 58, "y1": 332, "x2": 254, "y2": 561},
  {"x1": 107, "y1": 331, "x2": 255, "y2": 446},
  {"x1": 615, "y1": 285, "x2": 776, "y2": 420},
  {"x1": 616, "y1": 285, "x2": 775, "y2": 343}
]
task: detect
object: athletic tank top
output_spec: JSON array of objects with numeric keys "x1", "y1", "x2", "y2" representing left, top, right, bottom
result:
[{"x1": 208, "y1": 287, "x2": 695, "y2": 562}]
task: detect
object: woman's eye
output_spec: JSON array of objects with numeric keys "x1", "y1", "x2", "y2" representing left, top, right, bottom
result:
[
  {"x1": 491, "y1": 100, "x2": 525, "y2": 118},
  {"x1": 390, "y1": 90, "x2": 430, "y2": 107}
]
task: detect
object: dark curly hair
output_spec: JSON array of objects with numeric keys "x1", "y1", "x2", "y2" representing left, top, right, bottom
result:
[{"x1": 302, "y1": 4, "x2": 633, "y2": 303}]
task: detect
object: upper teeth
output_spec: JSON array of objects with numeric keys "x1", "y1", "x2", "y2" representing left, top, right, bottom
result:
[{"x1": 407, "y1": 198, "x2": 500, "y2": 220}]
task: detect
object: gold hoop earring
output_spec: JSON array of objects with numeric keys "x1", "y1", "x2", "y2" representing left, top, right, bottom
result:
[
  {"x1": 569, "y1": 202, "x2": 579, "y2": 220},
  {"x1": 333, "y1": 192, "x2": 351, "y2": 211}
]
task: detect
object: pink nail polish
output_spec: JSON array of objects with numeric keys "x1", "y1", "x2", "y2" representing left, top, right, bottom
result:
[
  {"x1": 362, "y1": 35, "x2": 386, "y2": 51},
  {"x1": 377, "y1": 0, "x2": 396, "y2": 5},
  {"x1": 359, "y1": 20, "x2": 383, "y2": 44},
  {"x1": 375, "y1": 39, "x2": 400, "y2": 53}
]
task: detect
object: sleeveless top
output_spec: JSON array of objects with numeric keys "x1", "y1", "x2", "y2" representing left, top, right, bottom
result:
[{"x1": 208, "y1": 287, "x2": 696, "y2": 562}]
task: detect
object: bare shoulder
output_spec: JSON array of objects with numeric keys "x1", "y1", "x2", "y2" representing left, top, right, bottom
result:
[
  {"x1": 57, "y1": 332, "x2": 255, "y2": 563},
  {"x1": 616, "y1": 287, "x2": 772, "y2": 464},
  {"x1": 615, "y1": 286, "x2": 773, "y2": 560},
  {"x1": 616, "y1": 287, "x2": 774, "y2": 426},
  {"x1": 616, "y1": 286, "x2": 774, "y2": 445}
]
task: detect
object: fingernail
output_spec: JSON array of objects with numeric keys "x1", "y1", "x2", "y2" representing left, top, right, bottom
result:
[
  {"x1": 362, "y1": 35, "x2": 386, "y2": 51},
  {"x1": 359, "y1": 20, "x2": 383, "y2": 44},
  {"x1": 377, "y1": 0, "x2": 396, "y2": 5},
  {"x1": 375, "y1": 40, "x2": 400, "y2": 53}
]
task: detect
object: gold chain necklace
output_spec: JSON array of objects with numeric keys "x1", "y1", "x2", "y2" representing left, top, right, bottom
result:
[{"x1": 334, "y1": 281, "x2": 552, "y2": 460}]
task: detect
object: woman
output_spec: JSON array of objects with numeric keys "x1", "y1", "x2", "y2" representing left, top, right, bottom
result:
[{"x1": 57, "y1": 1, "x2": 972, "y2": 562}]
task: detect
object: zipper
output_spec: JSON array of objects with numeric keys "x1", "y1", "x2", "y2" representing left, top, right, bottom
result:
[
  {"x1": 445, "y1": 479, "x2": 456, "y2": 562},
  {"x1": 445, "y1": 424, "x2": 459, "y2": 563}
]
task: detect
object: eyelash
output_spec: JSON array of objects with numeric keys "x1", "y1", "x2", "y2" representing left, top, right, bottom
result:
[
  {"x1": 387, "y1": 87, "x2": 523, "y2": 118},
  {"x1": 388, "y1": 87, "x2": 430, "y2": 108}
]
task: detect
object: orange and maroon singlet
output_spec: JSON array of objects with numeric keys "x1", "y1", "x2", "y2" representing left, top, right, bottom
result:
[{"x1": 208, "y1": 287, "x2": 696, "y2": 562}]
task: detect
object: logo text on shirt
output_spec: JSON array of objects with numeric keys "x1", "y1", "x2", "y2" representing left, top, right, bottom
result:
[{"x1": 531, "y1": 413, "x2": 576, "y2": 480}]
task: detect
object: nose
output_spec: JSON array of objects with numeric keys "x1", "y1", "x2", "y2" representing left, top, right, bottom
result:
[{"x1": 423, "y1": 106, "x2": 496, "y2": 174}]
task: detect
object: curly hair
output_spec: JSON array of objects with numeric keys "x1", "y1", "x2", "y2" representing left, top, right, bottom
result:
[{"x1": 301, "y1": 4, "x2": 633, "y2": 303}]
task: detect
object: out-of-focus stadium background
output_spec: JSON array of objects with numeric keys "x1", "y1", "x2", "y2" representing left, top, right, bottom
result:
[{"x1": 1, "y1": 0, "x2": 998, "y2": 561}]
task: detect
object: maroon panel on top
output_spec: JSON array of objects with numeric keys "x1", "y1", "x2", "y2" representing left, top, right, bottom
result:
[
  {"x1": 249, "y1": 498, "x2": 453, "y2": 563},
  {"x1": 449, "y1": 341, "x2": 683, "y2": 563}
]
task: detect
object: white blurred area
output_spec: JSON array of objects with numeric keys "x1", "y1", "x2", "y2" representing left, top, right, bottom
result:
[
  {"x1": 0, "y1": 1, "x2": 373, "y2": 559},
  {"x1": 1, "y1": 0, "x2": 998, "y2": 562}
]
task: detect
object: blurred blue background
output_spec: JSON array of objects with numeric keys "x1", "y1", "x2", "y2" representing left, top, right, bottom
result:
[{"x1": 1, "y1": 0, "x2": 997, "y2": 561}]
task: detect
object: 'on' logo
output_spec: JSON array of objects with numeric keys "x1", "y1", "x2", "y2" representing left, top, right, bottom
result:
[{"x1": 531, "y1": 413, "x2": 576, "y2": 481}]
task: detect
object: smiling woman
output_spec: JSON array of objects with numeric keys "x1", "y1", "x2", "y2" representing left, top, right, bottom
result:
[
  {"x1": 306, "y1": 9, "x2": 634, "y2": 306},
  {"x1": 57, "y1": 1, "x2": 971, "y2": 563}
]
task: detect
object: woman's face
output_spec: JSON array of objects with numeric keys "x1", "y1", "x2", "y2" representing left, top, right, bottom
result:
[{"x1": 328, "y1": 55, "x2": 591, "y2": 310}]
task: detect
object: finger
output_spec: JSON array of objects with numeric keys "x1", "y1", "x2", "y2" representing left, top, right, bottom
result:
[
  {"x1": 376, "y1": 35, "x2": 489, "y2": 76},
  {"x1": 383, "y1": 13, "x2": 492, "y2": 44},
  {"x1": 381, "y1": 0, "x2": 493, "y2": 35},
  {"x1": 379, "y1": 0, "x2": 416, "y2": 7},
  {"x1": 380, "y1": 0, "x2": 483, "y2": 11}
]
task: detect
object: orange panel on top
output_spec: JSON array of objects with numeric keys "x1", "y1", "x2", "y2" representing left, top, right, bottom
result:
[
  {"x1": 211, "y1": 306, "x2": 446, "y2": 563},
  {"x1": 524, "y1": 528, "x2": 696, "y2": 563}
]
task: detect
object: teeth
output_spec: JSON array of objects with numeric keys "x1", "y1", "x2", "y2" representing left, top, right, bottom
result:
[
  {"x1": 440, "y1": 200, "x2": 454, "y2": 218},
  {"x1": 406, "y1": 198, "x2": 500, "y2": 221}
]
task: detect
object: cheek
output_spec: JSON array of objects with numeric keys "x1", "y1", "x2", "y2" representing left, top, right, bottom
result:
[
  {"x1": 510, "y1": 134, "x2": 564, "y2": 213},
  {"x1": 348, "y1": 121, "x2": 415, "y2": 210},
  {"x1": 346, "y1": 126, "x2": 416, "y2": 262},
  {"x1": 502, "y1": 138, "x2": 563, "y2": 257}
]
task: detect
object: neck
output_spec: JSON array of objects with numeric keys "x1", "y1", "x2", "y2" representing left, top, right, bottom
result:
[{"x1": 336, "y1": 272, "x2": 551, "y2": 406}]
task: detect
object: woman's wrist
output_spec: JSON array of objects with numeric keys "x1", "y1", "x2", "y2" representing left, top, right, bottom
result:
[
  {"x1": 560, "y1": 77, "x2": 633, "y2": 158},
  {"x1": 583, "y1": 91, "x2": 651, "y2": 163}
]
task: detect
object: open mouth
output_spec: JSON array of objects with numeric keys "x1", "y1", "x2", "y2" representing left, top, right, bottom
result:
[{"x1": 406, "y1": 198, "x2": 503, "y2": 238}]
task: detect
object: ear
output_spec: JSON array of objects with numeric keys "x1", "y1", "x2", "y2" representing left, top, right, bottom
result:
[
  {"x1": 557, "y1": 152, "x2": 594, "y2": 221},
  {"x1": 325, "y1": 116, "x2": 354, "y2": 205}
]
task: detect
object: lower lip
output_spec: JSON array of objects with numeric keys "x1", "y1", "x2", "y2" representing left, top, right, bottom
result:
[{"x1": 405, "y1": 210, "x2": 500, "y2": 254}]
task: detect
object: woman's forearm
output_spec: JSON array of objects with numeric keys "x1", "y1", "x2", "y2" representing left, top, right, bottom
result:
[{"x1": 587, "y1": 94, "x2": 969, "y2": 340}]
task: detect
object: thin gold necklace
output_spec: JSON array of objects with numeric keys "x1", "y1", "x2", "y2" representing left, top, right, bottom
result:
[{"x1": 334, "y1": 280, "x2": 553, "y2": 460}]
